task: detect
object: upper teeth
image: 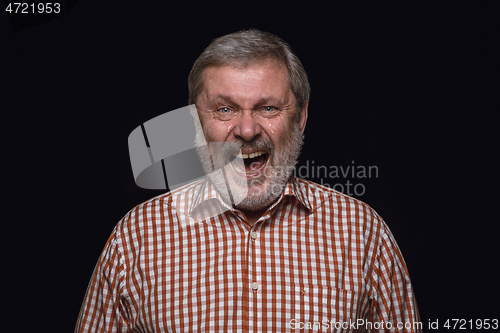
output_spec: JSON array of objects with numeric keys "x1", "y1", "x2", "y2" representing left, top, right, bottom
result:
[{"x1": 239, "y1": 151, "x2": 266, "y2": 159}]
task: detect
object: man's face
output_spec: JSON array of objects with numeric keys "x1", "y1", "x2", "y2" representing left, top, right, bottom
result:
[{"x1": 195, "y1": 58, "x2": 308, "y2": 211}]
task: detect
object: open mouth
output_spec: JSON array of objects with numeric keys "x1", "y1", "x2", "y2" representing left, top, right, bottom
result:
[{"x1": 229, "y1": 151, "x2": 270, "y2": 176}]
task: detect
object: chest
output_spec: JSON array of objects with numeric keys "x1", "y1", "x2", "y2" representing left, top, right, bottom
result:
[{"x1": 125, "y1": 218, "x2": 372, "y2": 332}]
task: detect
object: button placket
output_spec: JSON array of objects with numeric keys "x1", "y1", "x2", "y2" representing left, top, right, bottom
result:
[
  {"x1": 248, "y1": 227, "x2": 261, "y2": 296},
  {"x1": 248, "y1": 225, "x2": 262, "y2": 328}
]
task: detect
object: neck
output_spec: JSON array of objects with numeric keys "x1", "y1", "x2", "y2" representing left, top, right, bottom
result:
[{"x1": 240, "y1": 207, "x2": 268, "y2": 226}]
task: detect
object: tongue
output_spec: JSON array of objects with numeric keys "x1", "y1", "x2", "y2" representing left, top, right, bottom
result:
[{"x1": 244, "y1": 155, "x2": 266, "y2": 173}]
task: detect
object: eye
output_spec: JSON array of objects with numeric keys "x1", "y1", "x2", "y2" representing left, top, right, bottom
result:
[
  {"x1": 259, "y1": 106, "x2": 280, "y2": 117},
  {"x1": 218, "y1": 107, "x2": 232, "y2": 113}
]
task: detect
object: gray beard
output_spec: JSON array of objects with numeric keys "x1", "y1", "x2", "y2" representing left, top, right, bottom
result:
[{"x1": 194, "y1": 122, "x2": 304, "y2": 211}]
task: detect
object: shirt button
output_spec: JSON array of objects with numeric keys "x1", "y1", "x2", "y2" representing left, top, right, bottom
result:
[
  {"x1": 251, "y1": 282, "x2": 259, "y2": 290},
  {"x1": 250, "y1": 232, "x2": 258, "y2": 240}
]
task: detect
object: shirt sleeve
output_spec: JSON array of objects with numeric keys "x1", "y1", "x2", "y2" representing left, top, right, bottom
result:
[
  {"x1": 75, "y1": 230, "x2": 132, "y2": 333},
  {"x1": 369, "y1": 222, "x2": 422, "y2": 332}
]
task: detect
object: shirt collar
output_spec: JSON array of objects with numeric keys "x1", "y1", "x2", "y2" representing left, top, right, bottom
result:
[
  {"x1": 188, "y1": 176, "x2": 316, "y2": 219},
  {"x1": 188, "y1": 177, "x2": 232, "y2": 216},
  {"x1": 276, "y1": 175, "x2": 317, "y2": 213}
]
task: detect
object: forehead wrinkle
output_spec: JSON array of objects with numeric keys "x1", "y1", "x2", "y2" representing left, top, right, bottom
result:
[{"x1": 200, "y1": 61, "x2": 294, "y2": 108}]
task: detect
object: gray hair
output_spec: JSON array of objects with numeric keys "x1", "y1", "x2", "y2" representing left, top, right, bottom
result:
[{"x1": 188, "y1": 29, "x2": 310, "y2": 115}]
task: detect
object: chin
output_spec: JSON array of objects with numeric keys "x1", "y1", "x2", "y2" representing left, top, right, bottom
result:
[
  {"x1": 234, "y1": 192, "x2": 278, "y2": 211},
  {"x1": 230, "y1": 174, "x2": 286, "y2": 211}
]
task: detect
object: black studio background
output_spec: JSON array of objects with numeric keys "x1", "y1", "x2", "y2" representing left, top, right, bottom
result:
[{"x1": 3, "y1": 1, "x2": 487, "y2": 332}]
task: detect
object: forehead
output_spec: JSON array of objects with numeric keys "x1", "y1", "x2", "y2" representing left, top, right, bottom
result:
[{"x1": 200, "y1": 60, "x2": 293, "y2": 104}]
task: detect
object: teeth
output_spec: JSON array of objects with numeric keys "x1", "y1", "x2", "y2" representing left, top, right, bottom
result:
[
  {"x1": 240, "y1": 151, "x2": 266, "y2": 159},
  {"x1": 230, "y1": 150, "x2": 268, "y2": 174},
  {"x1": 232, "y1": 159, "x2": 268, "y2": 174}
]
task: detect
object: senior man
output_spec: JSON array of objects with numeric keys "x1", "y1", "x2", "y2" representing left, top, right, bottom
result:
[{"x1": 76, "y1": 29, "x2": 421, "y2": 332}]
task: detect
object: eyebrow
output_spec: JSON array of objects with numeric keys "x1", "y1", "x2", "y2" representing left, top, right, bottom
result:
[{"x1": 210, "y1": 94, "x2": 285, "y2": 108}]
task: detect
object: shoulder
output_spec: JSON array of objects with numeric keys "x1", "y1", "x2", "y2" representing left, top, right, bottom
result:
[
  {"x1": 112, "y1": 178, "x2": 205, "y2": 240},
  {"x1": 294, "y1": 177, "x2": 386, "y2": 238},
  {"x1": 295, "y1": 177, "x2": 382, "y2": 220}
]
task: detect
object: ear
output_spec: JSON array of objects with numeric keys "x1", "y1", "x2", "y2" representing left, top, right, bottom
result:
[{"x1": 298, "y1": 100, "x2": 308, "y2": 133}]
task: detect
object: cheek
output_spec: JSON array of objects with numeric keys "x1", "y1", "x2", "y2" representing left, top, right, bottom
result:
[
  {"x1": 262, "y1": 113, "x2": 288, "y2": 137},
  {"x1": 270, "y1": 118, "x2": 295, "y2": 142},
  {"x1": 261, "y1": 118, "x2": 276, "y2": 135},
  {"x1": 201, "y1": 122, "x2": 229, "y2": 142}
]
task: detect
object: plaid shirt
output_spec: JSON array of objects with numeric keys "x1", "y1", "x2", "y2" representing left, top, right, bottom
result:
[{"x1": 75, "y1": 176, "x2": 421, "y2": 332}]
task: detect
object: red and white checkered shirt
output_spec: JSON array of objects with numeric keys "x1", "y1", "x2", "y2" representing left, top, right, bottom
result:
[{"x1": 75, "y1": 176, "x2": 421, "y2": 332}]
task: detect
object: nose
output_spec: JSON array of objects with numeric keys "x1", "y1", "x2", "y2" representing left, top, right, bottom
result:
[{"x1": 232, "y1": 111, "x2": 262, "y2": 142}]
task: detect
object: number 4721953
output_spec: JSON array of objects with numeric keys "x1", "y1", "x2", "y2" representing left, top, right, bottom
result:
[
  {"x1": 5, "y1": 3, "x2": 61, "y2": 14},
  {"x1": 443, "y1": 319, "x2": 498, "y2": 330}
]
